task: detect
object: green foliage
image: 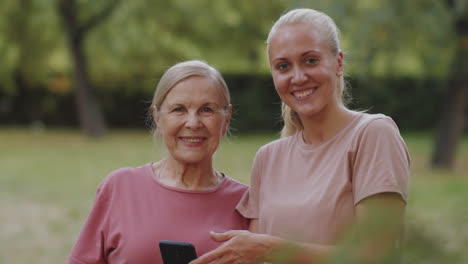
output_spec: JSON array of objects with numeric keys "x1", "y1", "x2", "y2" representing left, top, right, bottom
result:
[
  {"x1": 0, "y1": 0, "x2": 458, "y2": 89},
  {"x1": 0, "y1": 0, "x2": 64, "y2": 93},
  {"x1": 291, "y1": 0, "x2": 456, "y2": 79},
  {"x1": 83, "y1": 0, "x2": 288, "y2": 80}
]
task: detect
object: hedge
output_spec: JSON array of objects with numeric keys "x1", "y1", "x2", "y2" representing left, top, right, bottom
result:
[{"x1": 0, "y1": 74, "x2": 452, "y2": 133}]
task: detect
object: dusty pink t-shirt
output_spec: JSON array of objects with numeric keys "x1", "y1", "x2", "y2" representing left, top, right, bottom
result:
[
  {"x1": 237, "y1": 113, "x2": 410, "y2": 244},
  {"x1": 69, "y1": 164, "x2": 249, "y2": 264}
]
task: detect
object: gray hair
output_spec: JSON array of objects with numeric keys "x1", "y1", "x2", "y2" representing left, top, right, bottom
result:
[
  {"x1": 267, "y1": 8, "x2": 347, "y2": 137},
  {"x1": 148, "y1": 60, "x2": 231, "y2": 135}
]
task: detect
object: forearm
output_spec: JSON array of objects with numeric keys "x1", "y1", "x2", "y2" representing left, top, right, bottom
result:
[
  {"x1": 193, "y1": 230, "x2": 335, "y2": 264},
  {"x1": 254, "y1": 228, "x2": 403, "y2": 264},
  {"x1": 256, "y1": 234, "x2": 334, "y2": 264},
  {"x1": 291, "y1": 242, "x2": 334, "y2": 264},
  {"x1": 249, "y1": 219, "x2": 333, "y2": 264}
]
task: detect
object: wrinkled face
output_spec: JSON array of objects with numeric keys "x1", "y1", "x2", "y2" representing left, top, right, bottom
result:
[
  {"x1": 269, "y1": 23, "x2": 343, "y2": 119},
  {"x1": 154, "y1": 76, "x2": 231, "y2": 165}
]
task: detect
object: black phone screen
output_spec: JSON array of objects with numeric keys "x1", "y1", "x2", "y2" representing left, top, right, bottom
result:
[{"x1": 159, "y1": 240, "x2": 198, "y2": 264}]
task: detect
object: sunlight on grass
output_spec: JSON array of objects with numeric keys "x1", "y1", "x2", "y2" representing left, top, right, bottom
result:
[{"x1": 0, "y1": 128, "x2": 467, "y2": 263}]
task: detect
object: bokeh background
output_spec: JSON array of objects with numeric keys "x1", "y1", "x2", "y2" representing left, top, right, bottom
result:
[{"x1": 0, "y1": 0, "x2": 467, "y2": 263}]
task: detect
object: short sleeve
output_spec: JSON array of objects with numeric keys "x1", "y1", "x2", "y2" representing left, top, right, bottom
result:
[
  {"x1": 352, "y1": 117, "x2": 410, "y2": 205},
  {"x1": 68, "y1": 179, "x2": 113, "y2": 264},
  {"x1": 236, "y1": 147, "x2": 264, "y2": 219}
]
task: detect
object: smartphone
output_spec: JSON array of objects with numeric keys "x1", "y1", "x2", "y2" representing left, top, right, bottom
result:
[{"x1": 159, "y1": 240, "x2": 198, "y2": 264}]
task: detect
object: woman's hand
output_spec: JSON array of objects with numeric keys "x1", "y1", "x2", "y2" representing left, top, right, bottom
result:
[{"x1": 190, "y1": 230, "x2": 276, "y2": 264}]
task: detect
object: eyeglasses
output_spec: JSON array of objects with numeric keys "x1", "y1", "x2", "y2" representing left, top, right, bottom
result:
[{"x1": 158, "y1": 104, "x2": 228, "y2": 118}]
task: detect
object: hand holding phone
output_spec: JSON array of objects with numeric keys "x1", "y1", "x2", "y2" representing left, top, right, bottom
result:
[{"x1": 159, "y1": 240, "x2": 198, "y2": 264}]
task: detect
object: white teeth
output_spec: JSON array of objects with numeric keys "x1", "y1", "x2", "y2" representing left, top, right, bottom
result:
[
  {"x1": 181, "y1": 138, "x2": 203, "y2": 143},
  {"x1": 293, "y1": 89, "x2": 313, "y2": 98}
]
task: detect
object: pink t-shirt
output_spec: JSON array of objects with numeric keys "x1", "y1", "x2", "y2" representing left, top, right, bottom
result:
[
  {"x1": 68, "y1": 164, "x2": 249, "y2": 264},
  {"x1": 237, "y1": 113, "x2": 410, "y2": 244}
]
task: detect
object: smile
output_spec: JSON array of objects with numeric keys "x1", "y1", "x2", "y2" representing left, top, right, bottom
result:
[
  {"x1": 180, "y1": 137, "x2": 206, "y2": 143},
  {"x1": 292, "y1": 87, "x2": 316, "y2": 99}
]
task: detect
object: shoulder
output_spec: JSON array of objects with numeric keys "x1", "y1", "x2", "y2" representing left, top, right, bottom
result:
[
  {"x1": 99, "y1": 164, "x2": 151, "y2": 192},
  {"x1": 250, "y1": 134, "x2": 298, "y2": 171},
  {"x1": 352, "y1": 113, "x2": 409, "y2": 159},
  {"x1": 355, "y1": 113, "x2": 401, "y2": 137},
  {"x1": 221, "y1": 175, "x2": 249, "y2": 193},
  {"x1": 214, "y1": 175, "x2": 249, "y2": 201},
  {"x1": 257, "y1": 135, "x2": 295, "y2": 157}
]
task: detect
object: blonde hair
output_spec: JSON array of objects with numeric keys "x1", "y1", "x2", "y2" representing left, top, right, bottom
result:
[
  {"x1": 267, "y1": 8, "x2": 347, "y2": 137},
  {"x1": 148, "y1": 60, "x2": 231, "y2": 135}
]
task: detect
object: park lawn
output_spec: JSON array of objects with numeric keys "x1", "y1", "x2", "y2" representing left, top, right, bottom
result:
[{"x1": 0, "y1": 128, "x2": 467, "y2": 264}]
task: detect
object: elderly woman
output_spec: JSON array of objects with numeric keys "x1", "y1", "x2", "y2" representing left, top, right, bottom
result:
[{"x1": 68, "y1": 60, "x2": 249, "y2": 264}]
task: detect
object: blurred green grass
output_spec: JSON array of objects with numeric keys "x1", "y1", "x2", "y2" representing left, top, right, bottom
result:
[{"x1": 0, "y1": 128, "x2": 467, "y2": 263}]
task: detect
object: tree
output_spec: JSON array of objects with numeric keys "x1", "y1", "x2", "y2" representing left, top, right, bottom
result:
[
  {"x1": 83, "y1": 0, "x2": 287, "y2": 76},
  {"x1": 57, "y1": 0, "x2": 121, "y2": 137},
  {"x1": 0, "y1": 0, "x2": 64, "y2": 124},
  {"x1": 431, "y1": 0, "x2": 468, "y2": 169},
  {"x1": 0, "y1": 0, "x2": 60, "y2": 92}
]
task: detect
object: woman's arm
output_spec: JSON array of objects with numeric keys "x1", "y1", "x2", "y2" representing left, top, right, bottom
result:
[
  {"x1": 249, "y1": 219, "x2": 258, "y2": 233},
  {"x1": 349, "y1": 192, "x2": 406, "y2": 263},
  {"x1": 190, "y1": 230, "x2": 331, "y2": 264},
  {"x1": 191, "y1": 193, "x2": 405, "y2": 264},
  {"x1": 289, "y1": 192, "x2": 405, "y2": 264}
]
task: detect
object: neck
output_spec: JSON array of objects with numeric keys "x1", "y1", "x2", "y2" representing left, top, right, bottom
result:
[
  {"x1": 153, "y1": 157, "x2": 220, "y2": 190},
  {"x1": 300, "y1": 104, "x2": 354, "y2": 145}
]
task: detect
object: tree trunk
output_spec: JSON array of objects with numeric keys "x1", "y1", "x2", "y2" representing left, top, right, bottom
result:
[
  {"x1": 431, "y1": 13, "x2": 468, "y2": 169},
  {"x1": 58, "y1": 0, "x2": 107, "y2": 137},
  {"x1": 69, "y1": 36, "x2": 107, "y2": 137}
]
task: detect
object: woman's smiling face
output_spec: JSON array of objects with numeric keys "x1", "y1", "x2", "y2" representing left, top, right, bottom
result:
[
  {"x1": 269, "y1": 23, "x2": 343, "y2": 119},
  {"x1": 154, "y1": 76, "x2": 231, "y2": 165}
]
